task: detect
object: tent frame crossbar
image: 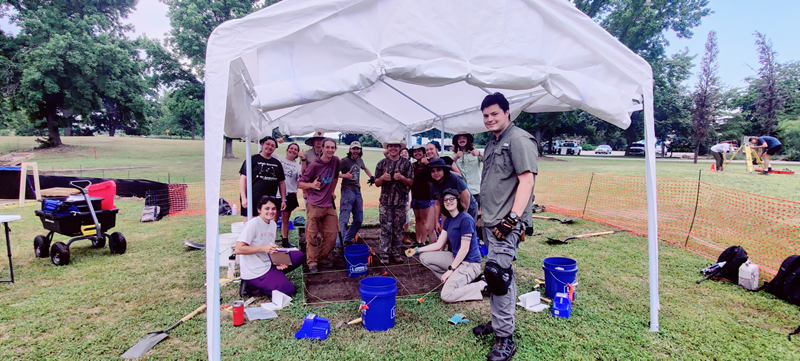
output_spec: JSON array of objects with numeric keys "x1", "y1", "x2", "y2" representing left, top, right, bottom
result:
[{"x1": 379, "y1": 78, "x2": 442, "y2": 119}]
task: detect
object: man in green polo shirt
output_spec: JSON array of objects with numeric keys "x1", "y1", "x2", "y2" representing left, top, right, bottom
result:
[{"x1": 473, "y1": 92, "x2": 538, "y2": 361}]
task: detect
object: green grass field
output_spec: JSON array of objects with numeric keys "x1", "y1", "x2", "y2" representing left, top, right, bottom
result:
[{"x1": 1, "y1": 136, "x2": 800, "y2": 360}]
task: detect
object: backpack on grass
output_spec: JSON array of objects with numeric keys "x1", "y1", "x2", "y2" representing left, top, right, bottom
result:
[
  {"x1": 763, "y1": 255, "x2": 800, "y2": 305},
  {"x1": 697, "y1": 246, "x2": 748, "y2": 284}
]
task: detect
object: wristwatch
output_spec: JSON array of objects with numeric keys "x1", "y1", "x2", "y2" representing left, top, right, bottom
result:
[
  {"x1": 447, "y1": 265, "x2": 454, "y2": 271},
  {"x1": 509, "y1": 212, "x2": 519, "y2": 220}
]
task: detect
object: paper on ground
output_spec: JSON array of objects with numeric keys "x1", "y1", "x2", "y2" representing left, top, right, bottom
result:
[
  {"x1": 261, "y1": 290, "x2": 292, "y2": 310},
  {"x1": 517, "y1": 291, "x2": 549, "y2": 312},
  {"x1": 245, "y1": 307, "x2": 278, "y2": 320}
]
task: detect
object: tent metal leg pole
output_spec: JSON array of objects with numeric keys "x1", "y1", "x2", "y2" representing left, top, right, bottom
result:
[
  {"x1": 643, "y1": 84, "x2": 660, "y2": 332},
  {"x1": 245, "y1": 123, "x2": 253, "y2": 221}
]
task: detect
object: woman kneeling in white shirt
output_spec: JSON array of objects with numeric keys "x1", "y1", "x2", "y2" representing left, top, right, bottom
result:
[{"x1": 236, "y1": 196, "x2": 305, "y2": 296}]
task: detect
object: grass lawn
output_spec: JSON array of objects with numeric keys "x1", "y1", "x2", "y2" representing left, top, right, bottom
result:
[
  {"x1": 2, "y1": 201, "x2": 800, "y2": 359},
  {"x1": 1, "y1": 136, "x2": 800, "y2": 359}
]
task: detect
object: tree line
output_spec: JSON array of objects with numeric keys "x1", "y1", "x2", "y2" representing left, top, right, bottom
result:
[{"x1": 0, "y1": 0, "x2": 796, "y2": 161}]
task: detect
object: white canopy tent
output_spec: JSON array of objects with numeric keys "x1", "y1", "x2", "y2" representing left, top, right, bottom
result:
[{"x1": 204, "y1": 0, "x2": 660, "y2": 358}]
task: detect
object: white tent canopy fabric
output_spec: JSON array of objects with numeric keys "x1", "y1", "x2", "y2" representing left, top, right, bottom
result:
[{"x1": 204, "y1": 0, "x2": 660, "y2": 359}]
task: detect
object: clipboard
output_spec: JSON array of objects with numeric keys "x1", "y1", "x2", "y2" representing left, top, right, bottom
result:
[{"x1": 269, "y1": 251, "x2": 292, "y2": 266}]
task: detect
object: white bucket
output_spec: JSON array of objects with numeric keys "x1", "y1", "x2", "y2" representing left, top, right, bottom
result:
[
  {"x1": 219, "y1": 233, "x2": 239, "y2": 261},
  {"x1": 231, "y1": 222, "x2": 244, "y2": 234}
]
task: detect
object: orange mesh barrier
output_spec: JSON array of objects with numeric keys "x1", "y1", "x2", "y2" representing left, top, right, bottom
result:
[{"x1": 537, "y1": 172, "x2": 800, "y2": 276}]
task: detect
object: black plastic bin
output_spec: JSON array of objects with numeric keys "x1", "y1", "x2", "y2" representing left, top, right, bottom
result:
[{"x1": 34, "y1": 209, "x2": 119, "y2": 237}]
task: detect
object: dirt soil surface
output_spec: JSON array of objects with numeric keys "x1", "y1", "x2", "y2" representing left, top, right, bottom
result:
[{"x1": 303, "y1": 225, "x2": 443, "y2": 304}]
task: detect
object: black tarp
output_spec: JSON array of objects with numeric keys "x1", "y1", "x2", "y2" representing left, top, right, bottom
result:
[{"x1": 0, "y1": 170, "x2": 170, "y2": 200}]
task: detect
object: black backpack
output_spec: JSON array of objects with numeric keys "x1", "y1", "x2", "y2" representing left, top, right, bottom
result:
[
  {"x1": 764, "y1": 255, "x2": 800, "y2": 305},
  {"x1": 219, "y1": 198, "x2": 233, "y2": 216},
  {"x1": 716, "y1": 246, "x2": 749, "y2": 282},
  {"x1": 697, "y1": 246, "x2": 749, "y2": 284}
]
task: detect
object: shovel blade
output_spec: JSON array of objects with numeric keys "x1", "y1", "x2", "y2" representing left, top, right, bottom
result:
[{"x1": 121, "y1": 332, "x2": 170, "y2": 359}]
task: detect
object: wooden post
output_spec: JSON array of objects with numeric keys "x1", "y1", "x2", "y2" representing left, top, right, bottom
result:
[{"x1": 18, "y1": 162, "x2": 41, "y2": 207}]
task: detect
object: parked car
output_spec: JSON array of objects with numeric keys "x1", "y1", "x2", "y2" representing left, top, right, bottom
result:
[
  {"x1": 653, "y1": 143, "x2": 672, "y2": 158},
  {"x1": 595, "y1": 145, "x2": 612, "y2": 154},
  {"x1": 628, "y1": 142, "x2": 646, "y2": 156},
  {"x1": 559, "y1": 142, "x2": 582, "y2": 155}
]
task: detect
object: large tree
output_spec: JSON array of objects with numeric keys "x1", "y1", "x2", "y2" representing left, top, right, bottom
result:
[
  {"x1": 560, "y1": 0, "x2": 711, "y2": 148},
  {"x1": 3, "y1": 0, "x2": 147, "y2": 146},
  {"x1": 690, "y1": 30, "x2": 721, "y2": 163},
  {"x1": 157, "y1": 0, "x2": 280, "y2": 152},
  {"x1": 752, "y1": 31, "x2": 786, "y2": 136}
]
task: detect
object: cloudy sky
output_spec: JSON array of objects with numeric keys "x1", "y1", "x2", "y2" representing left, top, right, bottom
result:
[{"x1": 2, "y1": 0, "x2": 798, "y2": 88}]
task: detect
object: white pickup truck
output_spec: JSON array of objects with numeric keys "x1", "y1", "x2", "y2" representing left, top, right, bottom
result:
[{"x1": 559, "y1": 142, "x2": 582, "y2": 155}]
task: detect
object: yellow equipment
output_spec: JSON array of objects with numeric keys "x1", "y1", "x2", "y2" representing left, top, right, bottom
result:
[{"x1": 723, "y1": 144, "x2": 763, "y2": 173}]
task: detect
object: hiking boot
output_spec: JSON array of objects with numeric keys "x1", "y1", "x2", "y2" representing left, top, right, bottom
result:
[
  {"x1": 307, "y1": 265, "x2": 319, "y2": 274},
  {"x1": 487, "y1": 336, "x2": 517, "y2": 361},
  {"x1": 390, "y1": 254, "x2": 404, "y2": 265},
  {"x1": 320, "y1": 260, "x2": 334, "y2": 269},
  {"x1": 473, "y1": 322, "x2": 494, "y2": 336},
  {"x1": 380, "y1": 256, "x2": 390, "y2": 265},
  {"x1": 280, "y1": 238, "x2": 294, "y2": 248},
  {"x1": 239, "y1": 280, "x2": 254, "y2": 298}
]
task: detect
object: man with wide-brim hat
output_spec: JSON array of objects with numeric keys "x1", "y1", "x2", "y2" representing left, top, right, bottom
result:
[{"x1": 374, "y1": 136, "x2": 414, "y2": 264}]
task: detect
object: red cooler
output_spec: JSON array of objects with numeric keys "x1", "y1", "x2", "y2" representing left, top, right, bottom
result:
[{"x1": 88, "y1": 181, "x2": 116, "y2": 210}]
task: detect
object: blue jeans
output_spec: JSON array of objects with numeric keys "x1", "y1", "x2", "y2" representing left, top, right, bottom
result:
[{"x1": 338, "y1": 189, "x2": 363, "y2": 246}]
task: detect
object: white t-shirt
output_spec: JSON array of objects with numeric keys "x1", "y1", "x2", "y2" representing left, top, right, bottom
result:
[
  {"x1": 710, "y1": 143, "x2": 732, "y2": 153},
  {"x1": 273, "y1": 154, "x2": 302, "y2": 194},
  {"x1": 236, "y1": 217, "x2": 277, "y2": 280}
]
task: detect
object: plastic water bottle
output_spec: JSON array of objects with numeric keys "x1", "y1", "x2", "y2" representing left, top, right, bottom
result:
[
  {"x1": 227, "y1": 255, "x2": 236, "y2": 279},
  {"x1": 231, "y1": 204, "x2": 238, "y2": 216}
]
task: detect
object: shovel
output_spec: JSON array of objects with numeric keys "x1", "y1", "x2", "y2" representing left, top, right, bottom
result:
[
  {"x1": 546, "y1": 230, "x2": 625, "y2": 245},
  {"x1": 532, "y1": 215, "x2": 578, "y2": 224},
  {"x1": 121, "y1": 304, "x2": 207, "y2": 359}
]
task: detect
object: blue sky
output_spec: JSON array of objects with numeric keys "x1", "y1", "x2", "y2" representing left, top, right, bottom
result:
[
  {"x1": 2, "y1": 0, "x2": 797, "y2": 89},
  {"x1": 665, "y1": 0, "x2": 799, "y2": 88}
]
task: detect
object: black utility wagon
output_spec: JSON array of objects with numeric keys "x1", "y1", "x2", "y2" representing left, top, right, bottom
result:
[{"x1": 33, "y1": 181, "x2": 126, "y2": 266}]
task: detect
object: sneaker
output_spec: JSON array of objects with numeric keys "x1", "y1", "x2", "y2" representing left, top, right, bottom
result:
[
  {"x1": 307, "y1": 265, "x2": 319, "y2": 274},
  {"x1": 390, "y1": 254, "x2": 404, "y2": 264},
  {"x1": 487, "y1": 336, "x2": 517, "y2": 361},
  {"x1": 473, "y1": 322, "x2": 494, "y2": 336},
  {"x1": 759, "y1": 170, "x2": 769, "y2": 175},
  {"x1": 320, "y1": 260, "x2": 334, "y2": 269}
]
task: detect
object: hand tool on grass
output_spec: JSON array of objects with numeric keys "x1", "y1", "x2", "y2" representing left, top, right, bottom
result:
[
  {"x1": 546, "y1": 230, "x2": 626, "y2": 245},
  {"x1": 532, "y1": 215, "x2": 578, "y2": 224},
  {"x1": 122, "y1": 304, "x2": 207, "y2": 359}
]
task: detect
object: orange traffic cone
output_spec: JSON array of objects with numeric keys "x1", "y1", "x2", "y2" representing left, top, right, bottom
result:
[{"x1": 710, "y1": 164, "x2": 715, "y2": 171}]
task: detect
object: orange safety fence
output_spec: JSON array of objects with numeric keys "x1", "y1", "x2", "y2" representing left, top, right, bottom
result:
[
  {"x1": 163, "y1": 172, "x2": 800, "y2": 276},
  {"x1": 537, "y1": 172, "x2": 800, "y2": 277}
]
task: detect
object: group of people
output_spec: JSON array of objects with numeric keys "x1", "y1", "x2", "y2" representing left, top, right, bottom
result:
[
  {"x1": 234, "y1": 92, "x2": 537, "y2": 361},
  {"x1": 709, "y1": 135, "x2": 782, "y2": 174}
]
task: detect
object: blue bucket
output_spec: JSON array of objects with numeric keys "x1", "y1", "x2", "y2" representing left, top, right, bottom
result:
[
  {"x1": 542, "y1": 257, "x2": 578, "y2": 299},
  {"x1": 345, "y1": 244, "x2": 370, "y2": 278},
  {"x1": 359, "y1": 276, "x2": 398, "y2": 331}
]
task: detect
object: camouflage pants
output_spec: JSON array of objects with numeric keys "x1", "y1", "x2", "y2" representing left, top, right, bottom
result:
[{"x1": 379, "y1": 204, "x2": 406, "y2": 258}]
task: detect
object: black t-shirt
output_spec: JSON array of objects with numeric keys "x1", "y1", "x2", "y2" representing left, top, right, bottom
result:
[
  {"x1": 239, "y1": 154, "x2": 285, "y2": 203},
  {"x1": 441, "y1": 156, "x2": 454, "y2": 166}
]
